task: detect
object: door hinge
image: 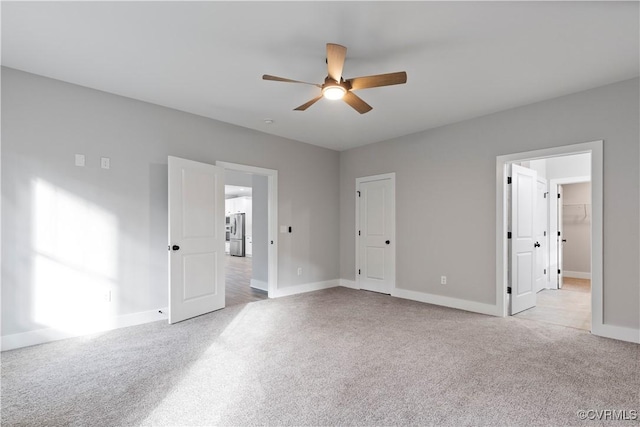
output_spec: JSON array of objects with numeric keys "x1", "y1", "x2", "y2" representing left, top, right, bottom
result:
[
  {"x1": 558, "y1": 269, "x2": 561, "y2": 274},
  {"x1": 544, "y1": 269, "x2": 546, "y2": 275},
  {"x1": 507, "y1": 287, "x2": 512, "y2": 294},
  {"x1": 543, "y1": 231, "x2": 547, "y2": 236},
  {"x1": 544, "y1": 192, "x2": 548, "y2": 198},
  {"x1": 357, "y1": 191, "x2": 361, "y2": 197},
  {"x1": 358, "y1": 269, "x2": 361, "y2": 275},
  {"x1": 558, "y1": 193, "x2": 561, "y2": 199},
  {"x1": 358, "y1": 230, "x2": 361, "y2": 236},
  {"x1": 507, "y1": 232, "x2": 512, "y2": 239},
  {"x1": 507, "y1": 177, "x2": 512, "y2": 184},
  {"x1": 558, "y1": 231, "x2": 561, "y2": 236}
]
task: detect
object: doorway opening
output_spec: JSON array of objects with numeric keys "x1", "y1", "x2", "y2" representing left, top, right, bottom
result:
[
  {"x1": 217, "y1": 161, "x2": 278, "y2": 301},
  {"x1": 495, "y1": 141, "x2": 603, "y2": 335},
  {"x1": 224, "y1": 171, "x2": 268, "y2": 306},
  {"x1": 512, "y1": 159, "x2": 591, "y2": 330}
]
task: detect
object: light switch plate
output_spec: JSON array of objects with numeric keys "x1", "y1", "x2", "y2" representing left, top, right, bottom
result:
[
  {"x1": 101, "y1": 157, "x2": 110, "y2": 169},
  {"x1": 75, "y1": 154, "x2": 85, "y2": 167}
]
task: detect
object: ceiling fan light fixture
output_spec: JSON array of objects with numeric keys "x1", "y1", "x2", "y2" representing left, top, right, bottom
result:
[{"x1": 322, "y1": 85, "x2": 346, "y2": 100}]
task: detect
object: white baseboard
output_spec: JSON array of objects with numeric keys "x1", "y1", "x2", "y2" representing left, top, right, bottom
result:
[
  {"x1": 271, "y1": 279, "x2": 339, "y2": 298},
  {"x1": 339, "y1": 279, "x2": 359, "y2": 289},
  {"x1": 391, "y1": 288, "x2": 501, "y2": 317},
  {"x1": 592, "y1": 323, "x2": 640, "y2": 344},
  {"x1": 564, "y1": 271, "x2": 591, "y2": 280},
  {"x1": 250, "y1": 279, "x2": 268, "y2": 292},
  {"x1": 1, "y1": 308, "x2": 168, "y2": 351}
]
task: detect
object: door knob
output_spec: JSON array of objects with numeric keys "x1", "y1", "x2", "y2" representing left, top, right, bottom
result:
[
  {"x1": 172, "y1": 245, "x2": 180, "y2": 251},
  {"x1": 385, "y1": 240, "x2": 391, "y2": 245},
  {"x1": 534, "y1": 242, "x2": 540, "y2": 248}
]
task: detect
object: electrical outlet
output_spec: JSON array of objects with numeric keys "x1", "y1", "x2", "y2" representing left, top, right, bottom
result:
[
  {"x1": 441, "y1": 276, "x2": 447, "y2": 285},
  {"x1": 297, "y1": 267, "x2": 303, "y2": 276}
]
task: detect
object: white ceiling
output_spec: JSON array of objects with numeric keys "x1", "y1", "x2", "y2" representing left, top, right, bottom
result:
[
  {"x1": 2, "y1": 2, "x2": 638, "y2": 151},
  {"x1": 225, "y1": 185, "x2": 252, "y2": 200}
]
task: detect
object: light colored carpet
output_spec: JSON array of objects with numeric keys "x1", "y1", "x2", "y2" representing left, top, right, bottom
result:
[{"x1": 2, "y1": 287, "x2": 638, "y2": 426}]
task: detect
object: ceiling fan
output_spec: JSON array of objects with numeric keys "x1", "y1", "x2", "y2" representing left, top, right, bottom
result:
[{"x1": 263, "y1": 43, "x2": 407, "y2": 114}]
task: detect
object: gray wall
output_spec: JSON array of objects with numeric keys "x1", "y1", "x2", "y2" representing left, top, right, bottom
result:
[
  {"x1": 340, "y1": 78, "x2": 639, "y2": 329},
  {"x1": 1, "y1": 67, "x2": 340, "y2": 336},
  {"x1": 562, "y1": 183, "x2": 592, "y2": 274},
  {"x1": 252, "y1": 174, "x2": 268, "y2": 286}
]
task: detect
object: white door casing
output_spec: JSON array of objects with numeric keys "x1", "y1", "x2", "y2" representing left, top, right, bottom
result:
[
  {"x1": 510, "y1": 164, "x2": 537, "y2": 315},
  {"x1": 356, "y1": 174, "x2": 395, "y2": 294},
  {"x1": 168, "y1": 156, "x2": 225, "y2": 324},
  {"x1": 497, "y1": 142, "x2": 613, "y2": 340},
  {"x1": 535, "y1": 178, "x2": 548, "y2": 292}
]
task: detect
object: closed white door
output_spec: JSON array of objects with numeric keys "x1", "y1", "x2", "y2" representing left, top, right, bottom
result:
[
  {"x1": 358, "y1": 175, "x2": 395, "y2": 294},
  {"x1": 535, "y1": 178, "x2": 548, "y2": 292},
  {"x1": 557, "y1": 184, "x2": 564, "y2": 289},
  {"x1": 168, "y1": 156, "x2": 225, "y2": 324},
  {"x1": 510, "y1": 164, "x2": 537, "y2": 315}
]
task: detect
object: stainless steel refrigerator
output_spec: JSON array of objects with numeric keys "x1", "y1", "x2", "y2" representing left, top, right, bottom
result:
[{"x1": 229, "y1": 213, "x2": 245, "y2": 257}]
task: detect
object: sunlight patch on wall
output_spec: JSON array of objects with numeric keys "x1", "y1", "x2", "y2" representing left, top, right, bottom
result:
[{"x1": 32, "y1": 179, "x2": 119, "y2": 334}]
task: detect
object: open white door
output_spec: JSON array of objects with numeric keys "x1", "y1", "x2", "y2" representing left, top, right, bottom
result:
[
  {"x1": 510, "y1": 164, "x2": 537, "y2": 315},
  {"x1": 557, "y1": 184, "x2": 564, "y2": 289},
  {"x1": 168, "y1": 156, "x2": 225, "y2": 324},
  {"x1": 357, "y1": 174, "x2": 395, "y2": 294},
  {"x1": 535, "y1": 178, "x2": 548, "y2": 292}
]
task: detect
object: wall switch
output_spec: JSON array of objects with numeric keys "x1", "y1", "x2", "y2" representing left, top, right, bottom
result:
[
  {"x1": 75, "y1": 154, "x2": 85, "y2": 167},
  {"x1": 441, "y1": 276, "x2": 447, "y2": 285},
  {"x1": 101, "y1": 157, "x2": 110, "y2": 169},
  {"x1": 297, "y1": 267, "x2": 303, "y2": 276}
]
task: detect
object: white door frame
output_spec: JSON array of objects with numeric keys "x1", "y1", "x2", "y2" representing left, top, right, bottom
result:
[
  {"x1": 548, "y1": 175, "x2": 590, "y2": 290},
  {"x1": 216, "y1": 161, "x2": 278, "y2": 298},
  {"x1": 355, "y1": 172, "x2": 396, "y2": 293},
  {"x1": 496, "y1": 140, "x2": 603, "y2": 334}
]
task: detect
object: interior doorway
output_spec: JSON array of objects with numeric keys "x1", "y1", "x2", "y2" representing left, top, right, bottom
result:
[
  {"x1": 514, "y1": 177, "x2": 592, "y2": 330},
  {"x1": 495, "y1": 141, "x2": 603, "y2": 335},
  {"x1": 217, "y1": 161, "x2": 278, "y2": 300},
  {"x1": 224, "y1": 171, "x2": 268, "y2": 306}
]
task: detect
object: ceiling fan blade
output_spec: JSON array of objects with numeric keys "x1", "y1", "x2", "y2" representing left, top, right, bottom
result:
[
  {"x1": 346, "y1": 71, "x2": 407, "y2": 91},
  {"x1": 263, "y1": 75, "x2": 321, "y2": 87},
  {"x1": 343, "y1": 91, "x2": 372, "y2": 114},
  {"x1": 294, "y1": 95, "x2": 323, "y2": 111},
  {"x1": 326, "y1": 43, "x2": 347, "y2": 82}
]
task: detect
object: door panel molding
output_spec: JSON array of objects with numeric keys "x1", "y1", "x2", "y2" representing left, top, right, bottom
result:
[
  {"x1": 510, "y1": 164, "x2": 537, "y2": 314},
  {"x1": 355, "y1": 173, "x2": 396, "y2": 294},
  {"x1": 168, "y1": 156, "x2": 225, "y2": 324}
]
